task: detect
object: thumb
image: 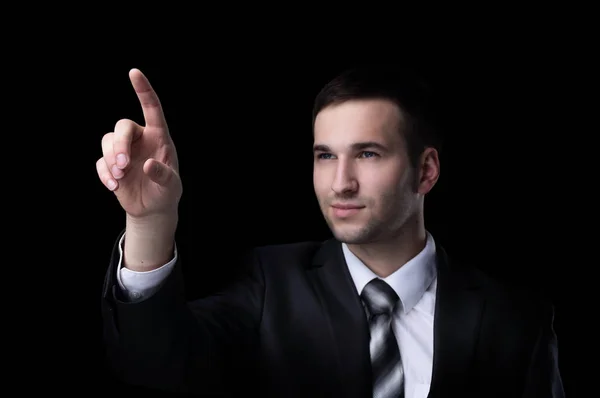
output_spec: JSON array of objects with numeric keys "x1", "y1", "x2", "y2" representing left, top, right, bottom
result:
[{"x1": 143, "y1": 158, "x2": 177, "y2": 188}]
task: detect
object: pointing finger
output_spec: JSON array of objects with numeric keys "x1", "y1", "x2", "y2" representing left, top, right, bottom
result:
[{"x1": 129, "y1": 68, "x2": 167, "y2": 129}]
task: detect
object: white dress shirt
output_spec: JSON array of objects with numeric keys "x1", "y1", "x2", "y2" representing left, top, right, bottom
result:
[
  {"x1": 116, "y1": 232, "x2": 438, "y2": 398},
  {"x1": 342, "y1": 233, "x2": 437, "y2": 398}
]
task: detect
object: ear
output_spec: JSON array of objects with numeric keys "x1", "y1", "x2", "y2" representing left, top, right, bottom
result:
[{"x1": 417, "y1": 147, "x2": 440, "y2": 195}]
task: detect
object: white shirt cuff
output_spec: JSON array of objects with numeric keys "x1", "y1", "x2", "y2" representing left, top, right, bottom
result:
[{"x1": 115, "y1": 232, "x2": 177, "y2": 301}]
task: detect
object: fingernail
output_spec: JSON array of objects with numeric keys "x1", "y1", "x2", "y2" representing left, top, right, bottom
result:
[
  {"x1": 116, "y1": 153, "x2": 128, "y2": 169},
  {"x1": 107, "y1": 179, "x2": 117, "y2": 190},
  {"x1": 112, "y1": 165, "x2": 124, "y2": 179}
]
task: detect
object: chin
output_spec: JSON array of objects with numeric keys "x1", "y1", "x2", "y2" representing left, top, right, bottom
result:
[{"x1": 330, "y1": 226, "x2": 373, "y2": 245}]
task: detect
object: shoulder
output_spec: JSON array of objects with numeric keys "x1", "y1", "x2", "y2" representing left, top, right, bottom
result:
[
  {"x1": 483, "y1": 268, "x2": 552, "y2": 311},
  {"x1": 442, "y1": 249, "x2": 555, "y2": 321},
  {"x1": 252, "y1": 240, "x2": 326, "y2": 265},
  {"x1": 466, "y1": 263, "x2": 556, "y2": 325}
]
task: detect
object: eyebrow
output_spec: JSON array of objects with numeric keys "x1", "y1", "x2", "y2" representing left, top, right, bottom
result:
[{"x1": 313, "y1": 141, "x2": 388, "y2": 153}]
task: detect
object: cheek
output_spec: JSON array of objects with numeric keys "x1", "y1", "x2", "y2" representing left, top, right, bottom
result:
[
  {"x1": 361, "y1": 168, "x2": 402, "y2": 195},
  {"x1": 360, "y1": 171, "x2": 408, "y2": 209},
  {"x1": 313, "y1": 170, "x2": 329, "y2": 197}
]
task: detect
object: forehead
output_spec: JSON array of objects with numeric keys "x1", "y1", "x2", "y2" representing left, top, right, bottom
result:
[{"x1": 313, "y1": 99, "x2": 405, "y2": 147}]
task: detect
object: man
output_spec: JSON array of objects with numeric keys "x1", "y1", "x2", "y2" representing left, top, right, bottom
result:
[{"x1": 98, "y1": 66, "x2": 564, "y2": 397}]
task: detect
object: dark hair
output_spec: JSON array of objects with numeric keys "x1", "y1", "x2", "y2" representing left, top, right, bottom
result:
[{"x1": 312, "y1": 65, "x2": 443, "y2": 168}]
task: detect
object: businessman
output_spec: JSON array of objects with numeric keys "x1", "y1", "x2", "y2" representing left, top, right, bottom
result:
[{"x1": 98, "y1": 66, "x2": 564, "y2": 397}]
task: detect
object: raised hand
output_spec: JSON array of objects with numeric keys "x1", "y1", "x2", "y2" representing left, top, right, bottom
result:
[{"x1": 96, "y1": 69, "x2": 182, "y2": 220}]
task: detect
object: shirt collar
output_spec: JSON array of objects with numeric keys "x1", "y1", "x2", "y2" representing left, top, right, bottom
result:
[{"x1": 342, "y1": 231, "x2": 437, "y2": 314}]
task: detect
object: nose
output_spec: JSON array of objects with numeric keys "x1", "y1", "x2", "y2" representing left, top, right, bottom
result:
[{"x1": 331, "y1": 161, "x2": 358, "y2": 195}]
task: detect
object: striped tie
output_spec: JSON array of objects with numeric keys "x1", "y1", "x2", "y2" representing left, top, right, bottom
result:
[{"x1": 361, "y1": 278, "x2": 404, "y2": 398}]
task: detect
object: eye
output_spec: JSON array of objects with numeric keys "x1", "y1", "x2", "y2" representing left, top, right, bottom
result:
[
  {"x1": 359, "y1": 151, "x2": 379, "y2": 158},
  {"x1": 316, "y1": 153, "x2": 335, "y2": 160}
]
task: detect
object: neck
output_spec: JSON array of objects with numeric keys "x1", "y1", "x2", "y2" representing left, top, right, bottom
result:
[{"x1": 347, "y1": 214, "x2": 427, "y2": 278}]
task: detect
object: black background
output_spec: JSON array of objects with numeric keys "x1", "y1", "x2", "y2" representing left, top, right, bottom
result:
[{"x1": 22, "y1": 30, "x2": 589, "y2": 395}]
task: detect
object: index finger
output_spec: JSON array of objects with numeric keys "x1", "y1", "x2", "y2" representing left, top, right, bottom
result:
[{"x1": 129, "y1": 68, "x2": 168, "y2": 129}]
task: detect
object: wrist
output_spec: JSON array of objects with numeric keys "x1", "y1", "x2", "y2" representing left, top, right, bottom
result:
[
  {"x1": 123, "y1": 212, "x2": 178, "y2": 272},
  {"x1": 126, "y1": 211, "x2": 178, "y2": 233}
]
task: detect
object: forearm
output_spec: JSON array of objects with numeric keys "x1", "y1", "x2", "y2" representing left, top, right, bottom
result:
[
  {"x1": 123, "y1": 212, "x2": 178, "y2": 272},
  {"x1": 104, "y1": 242, "x2": 264, "y2": 394},
  {"x1": 107, "y1": 260, "x2": 226, "y2": 394}
]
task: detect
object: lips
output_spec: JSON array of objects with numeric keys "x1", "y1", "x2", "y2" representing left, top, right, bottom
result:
[
  {"x1": 330, "y1": 204, "x2": 364, "y2": 218},
  {"x1": 331, "y1": 203, "x2": 364, "y2": 210}
]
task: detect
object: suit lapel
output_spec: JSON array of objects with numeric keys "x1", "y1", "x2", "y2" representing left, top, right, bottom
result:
[
  {"x1": 307, "y1": 239, "x2": 373, "y2": 398},
  {"x1": 306, "y1": 240, "x2": 486, "y2": 397},
  {"x1": 428, "y1": 246, "x2": 485, "y2": 397}
]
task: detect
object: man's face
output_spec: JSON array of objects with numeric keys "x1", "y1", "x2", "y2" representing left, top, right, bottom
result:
[{"x1": 313, "y1": 98, "x2": 426, "y2": 244}]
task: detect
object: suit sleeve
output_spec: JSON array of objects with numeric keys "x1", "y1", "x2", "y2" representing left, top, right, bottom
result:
[
  {"x1": 101, "y1": 229, "x2": 265, "y2": 395},
  {"x1": 116, "y1": 231, "x2": 178, "y2": 302},
  {"x1": 522, "y1": 304, "x2": 565, "y2": 398}
]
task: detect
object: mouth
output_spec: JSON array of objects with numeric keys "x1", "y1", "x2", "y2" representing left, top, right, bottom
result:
[
  {"x1": 330, "y1": 204, "x2": 365, "y2": 218},
  {"x1": 331, "y1": 203, "x2": 364, "y2": 209}
]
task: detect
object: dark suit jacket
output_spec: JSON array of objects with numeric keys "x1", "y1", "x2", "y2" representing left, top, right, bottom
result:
[{"x1": 101, "y1": 230, "x2": 564, "y2": 397}]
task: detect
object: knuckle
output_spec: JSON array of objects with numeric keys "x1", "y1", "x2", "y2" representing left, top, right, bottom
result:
[
  {"x1": 96, "y1": 158, "x2": 108, "y2": 179},
  {"x1": 113, "y1": 120, "x2": 137, "y2": 154},
  {"x1": 102, "y1": 133, "x2": 115, "y2": 158},
  {"x1": 114, "y1": 118, "x2": 135, "y2": 133},
  {"x1": 102, "y1": 134, "x2": 114, "y2": 154},
  {"x1": 101, "y1": 132, "x2": 112, "y2": 145}
]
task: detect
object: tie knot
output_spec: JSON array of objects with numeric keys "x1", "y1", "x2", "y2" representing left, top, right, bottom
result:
[{"x1": 360, "y1": 278, "x2": 399, "y2": 317}]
